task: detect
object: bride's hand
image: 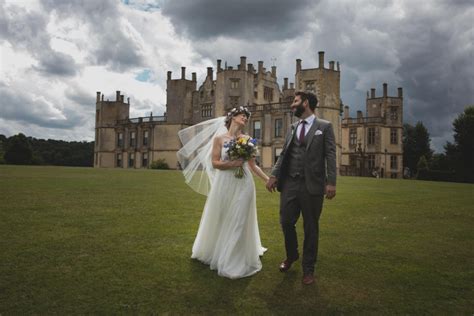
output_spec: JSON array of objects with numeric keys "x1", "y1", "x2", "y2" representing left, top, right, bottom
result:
[{"x1": 228, "y1": 159, "x2": 244, "y2": 168}]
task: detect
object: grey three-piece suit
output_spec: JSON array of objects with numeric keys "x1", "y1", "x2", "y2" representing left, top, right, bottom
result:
[{"x1": 271, "y1": 116, "x2": 337, "y2": 274}]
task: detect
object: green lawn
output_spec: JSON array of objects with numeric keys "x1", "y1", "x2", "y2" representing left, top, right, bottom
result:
[{"x1": 0, "y1": 165, "x2": 473, "y2": 314}]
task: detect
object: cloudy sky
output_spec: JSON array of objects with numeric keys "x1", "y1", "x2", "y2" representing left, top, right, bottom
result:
[{"x1": 1, "y1": 0, "x2": 472, "y2": 151}]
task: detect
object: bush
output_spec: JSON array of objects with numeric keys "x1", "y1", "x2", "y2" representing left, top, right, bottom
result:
[{"x1": 150, "y1": 158, "x2": 169, "y2": 170}]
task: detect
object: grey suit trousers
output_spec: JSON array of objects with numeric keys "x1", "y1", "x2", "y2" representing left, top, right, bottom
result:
[{"x1": 280, "y1": 175, "x2": 324, "y2": 275}]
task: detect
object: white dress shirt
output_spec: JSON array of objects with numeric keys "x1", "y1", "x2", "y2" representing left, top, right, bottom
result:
[{"x1": 296, "y1": 114, "x2": 316, "y2": 139}]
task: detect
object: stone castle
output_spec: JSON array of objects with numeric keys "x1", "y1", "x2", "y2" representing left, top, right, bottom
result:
[{"x1": 94, "y1": 51, "x2": 403, "y2": 178}]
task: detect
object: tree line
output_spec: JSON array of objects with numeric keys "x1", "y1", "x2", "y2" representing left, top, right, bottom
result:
[
  {"x1": 403, "y1": 106, "x2": 473, "y2": 183},
  {"x1": 0, "y1": 134, "x2": 94, "y2": 167}
]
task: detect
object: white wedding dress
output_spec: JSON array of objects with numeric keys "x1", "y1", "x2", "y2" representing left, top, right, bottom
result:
[{"x1": 191, "y1": 142, "x2": 267, "y2": 279}]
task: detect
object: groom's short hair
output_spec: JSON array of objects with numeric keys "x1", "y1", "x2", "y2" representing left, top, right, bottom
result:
[{"x1": 295, "y1": 91, "x2": 318, "y2": 111}]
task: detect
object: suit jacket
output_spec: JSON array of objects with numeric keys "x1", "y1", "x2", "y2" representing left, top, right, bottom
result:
[{"x1": 271, "y1": 117, "x2": 337, "y2": 195}]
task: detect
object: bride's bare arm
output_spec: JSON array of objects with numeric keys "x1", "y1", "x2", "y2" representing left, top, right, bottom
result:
[
  {"x1": 211, "y1": 136, "x2": 244, "y2": 170},
  {"x1": 248, "y1": 158, "x2": 270, "y2": 182}
]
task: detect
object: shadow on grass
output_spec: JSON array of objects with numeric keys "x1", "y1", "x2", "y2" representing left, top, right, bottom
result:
[{"x1": 184, "y1": 258, "x2": 253, "y2": 312}]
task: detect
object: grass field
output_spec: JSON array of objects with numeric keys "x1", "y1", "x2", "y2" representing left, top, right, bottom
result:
[{"x1": 0, "y1": 165, "x2": 473, "y2": 314}]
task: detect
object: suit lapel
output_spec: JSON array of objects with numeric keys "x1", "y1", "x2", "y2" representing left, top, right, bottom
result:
[
  {"x1": 285, "y1": 122, "x2": 299, "y2": 148},
  {"x1": 305, "y1": 118, "x2": 321, "y2": 150}
]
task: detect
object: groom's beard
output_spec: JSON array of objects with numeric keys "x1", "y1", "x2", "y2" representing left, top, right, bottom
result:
[{"x1": 293, "y1": 101, "x2": 305, "y2": 118}]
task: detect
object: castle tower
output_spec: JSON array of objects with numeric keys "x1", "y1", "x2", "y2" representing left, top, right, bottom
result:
[
  {"x1": 214, "y1": 56, "x2": 257, "y2": 116},
  {"x1": 166, "y1": 67, "x2": 197, "y2": 124},
  {"x1": 295, "y1": 51, "x2": 342, "y2": 170},
  {"x1": 365, "y1": 83, "x2": 403, "y2": 178},
  {"x1": 94, "y1": 91, "x2": 130, "y2": 167}
]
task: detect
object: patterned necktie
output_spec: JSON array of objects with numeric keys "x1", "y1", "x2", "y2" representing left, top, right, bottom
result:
[{"x1": 299, "y1": 120, "x2": 307, "y2": 143}]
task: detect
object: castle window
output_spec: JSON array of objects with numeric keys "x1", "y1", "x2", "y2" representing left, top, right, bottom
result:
[
  {"x1": 230, "y1": 97, "x2": 239, "y2": 108},
  {"x1": 253, "y1": 121, "x2": 261, "y2": 139},
  {"x1": 368, "y1": 127, "x2": 375, "y2": 145},
  {"x1": 142, "y1": 152, "x2": 148, "y2": 168},
  {"x1": 264, "y1": 87, "x2": 273, "y2": 102},
  {"x1": 349, "y1": 155, "x2": 357, "y2": 167},
  {"x1": 129, "y1": 152, "x2": 135, "y2": 168},
  {"x1": 201, "y1": 104, "x2": 212, "y2": 118},
  {"x1": 368, "y1": 154, "x2": 375, "y2": 170},
  {"x1": 117, "y1": 132, "x2": 123, "y2": 147},
  {"x1": 116, "y1": 153, "x2": 122, "y2": 168},
  {"x1": 390, "y1": 128, "x2": 397, "y2": 144},
  {"x1": 275, "y1": 118, "x2": 283, "y2": 137},
  {"x1": 305, "y1": 81, "x2": 316, "y2": 92},
  {"x1": 96, "y1": 110, "x2": 100, "y2": 123},
  {"x1": 230, "y1": 79, "x2": 240, "y2": 89},
  {"x1": 349, "y1": 128, "x2": 357, "y2": 145},
  {"x1": 254, "y1": 91, "x2": 258, "y2": 99},
  {"x1": 275, "y1": 148, "x2": 282, "y2": 164},
  {"x1": 390, "y1": 107, "x2": 398, "y2": 120},
  {"x1": 390, "y1": 155, "x2": 397, "y2": 169},
  {"x1": 143, "y1": 130, "x2": 149, "y2": 146},
  {"x1": 130, "y1": 131, "x2": 136, "y2": 147}
]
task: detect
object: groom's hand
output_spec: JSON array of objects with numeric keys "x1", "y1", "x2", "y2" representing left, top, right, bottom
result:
[
  {"x1": 325, "y1": 185, "x2": 336, "y2": 199},
  {"x1": 266, "y1": 176, "x2": 277, "y2": 192}
]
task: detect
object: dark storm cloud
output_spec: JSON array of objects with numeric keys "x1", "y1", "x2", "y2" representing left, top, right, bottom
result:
[
  {"x1": 161, "y1": 0, "x2": 314, "y2": 40},
  {"x1": 0, "y1": 2, "x2": 78, "y2": 77},
  {"x1": 40, "y1": 0, "x2": 145, "y2": 71},
  {"x1": 35, "y1": 51, "x2": 78, "y2": 77},
  {"x1": 0, "y1": 84, "x2": 84, "y2": 129}
]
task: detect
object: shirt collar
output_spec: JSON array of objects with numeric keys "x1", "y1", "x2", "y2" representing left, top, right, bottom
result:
[{"x1": 300, "y1": 114, "x2": 316, "y2": 125}]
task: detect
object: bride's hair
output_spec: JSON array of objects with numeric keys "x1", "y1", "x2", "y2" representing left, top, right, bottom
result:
[{"x1": 225, "y1": 106, "x2": 251, "y2": 129}]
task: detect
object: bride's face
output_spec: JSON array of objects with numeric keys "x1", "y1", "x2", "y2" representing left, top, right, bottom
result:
[{"x1": 232, "y1": 113, "x2": 248, "y2": 127}]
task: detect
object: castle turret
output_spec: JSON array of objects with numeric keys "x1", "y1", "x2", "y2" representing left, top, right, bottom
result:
[{"x1": 94, "y1": 90, "x2": 130, "y2": 168}]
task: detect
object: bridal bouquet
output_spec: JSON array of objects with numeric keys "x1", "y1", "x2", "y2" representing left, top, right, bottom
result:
[{"x1": 225, "y1": 135, "x2": 258, "y2": 178}]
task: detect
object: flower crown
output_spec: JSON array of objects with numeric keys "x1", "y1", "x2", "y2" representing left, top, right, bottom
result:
[{"x1": 225, "y1": 106, "x2": 251, "y2": 125}]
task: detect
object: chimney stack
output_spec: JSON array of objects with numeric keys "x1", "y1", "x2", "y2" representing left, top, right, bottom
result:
[
  {"x1": 96, "y1": 91, "x2": 101, "y2": 103},
  {"x1": 167, "y1": 71, "x2": 172, "y2": 80},
  {"x1": 357, "y1": 110, "x2": 363, "y2": 122},
  {"x1": 207, "y1": 67, "x2": 213, "y2": 81},
  {"x1": 337, "y1": 61, "x2": 340, "y2": 71},
  {"x1": 120, "y1": 95, "x2": 124, "y2": 103},
  {"x1": 116, "y1": 91, "x2": 120, "y2": 101},
  {"x1": 371, "y1": 88, "x2": 376, "y2": 98},
  {"x1": 383, "y1": 83, "x2": 388, "y2": 98},
  {"x1": 329, "y1": 61, "x2": 335, "y2": 70},
  {"x1": 398, "y1": 87, "x2": 403, "y2": 98},
  {"x1": 290, "y1": 83, "x2": 294, "y2": 89},
  {"x1": 258, "y1": 61, "x2": 264, "y2": 73},
  {"x1": 318, "y1": 51, "x2": 325, "y2": 68},
  {"x1": 344, "y1": 105, "x2": 349, "y2": 119},
  {"x1": 181, "y1": 67, "x2": 186, "y2": 79},
  {"x1": 296, "y1": 59, "x2": 302, "y2": 72},
  {"x1": 283, "y1": 78, "x2": 288, "y2": 90},
  {"x1": 192, "y1": 72, "x2": 197, "y2": 82},
  {"x1": 271, "y1": 66, "x2": 277, "y2": 78},
  {"x1": 248, "y1": 63, "x2": 254, "y2": 73},
  {"x1": 217, "y1": 59, "x2": 222, "y2": 72},
  {"x1": 239, "y1": 56, "x2": 247, "y2": 71}
]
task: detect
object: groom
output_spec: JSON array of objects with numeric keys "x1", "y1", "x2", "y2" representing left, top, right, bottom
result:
[{"x1": 266, "y1": 91, "x2": 336, "y2": 285}]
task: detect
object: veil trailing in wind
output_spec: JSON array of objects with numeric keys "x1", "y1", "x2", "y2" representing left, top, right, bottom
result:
[{"x1": 176, "y1": 116, "x2": 228, "y2": 196}]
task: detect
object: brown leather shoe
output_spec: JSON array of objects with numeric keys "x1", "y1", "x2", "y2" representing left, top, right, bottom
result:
[
  {"x1": 279, "y1": 256, "x2": 299, "y2": 272},
  {"x1": 302, "y1": 273, "x2": 315, "y2": 285}
]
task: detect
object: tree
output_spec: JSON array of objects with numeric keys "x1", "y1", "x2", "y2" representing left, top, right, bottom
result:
[
  {"x1": 445, "y1": 106, "x2": 474, "y2": 182},
  {"x1": 4, "y1": 133, "x2": 33, "y2": 165},
  {"x1": 403, "y1": 122, "x2": 433, "y2": 175}
]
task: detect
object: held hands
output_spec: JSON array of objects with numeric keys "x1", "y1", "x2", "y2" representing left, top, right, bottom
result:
[
  {"x1": 325, "y1": 185, "x2": 336, "y2": 199},
  {"x1": 266, "y1": 176, "x2": 278, "y2": 192}
]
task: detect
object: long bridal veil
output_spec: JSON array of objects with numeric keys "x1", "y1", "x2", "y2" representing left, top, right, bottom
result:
[{"x1": 176, "y1": 116, "x2": 227, "y2": 196}]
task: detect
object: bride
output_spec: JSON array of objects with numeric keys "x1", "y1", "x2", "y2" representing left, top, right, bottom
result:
[{"x1": 177, "y1": 106, "x2": 269, "y2": 279}]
